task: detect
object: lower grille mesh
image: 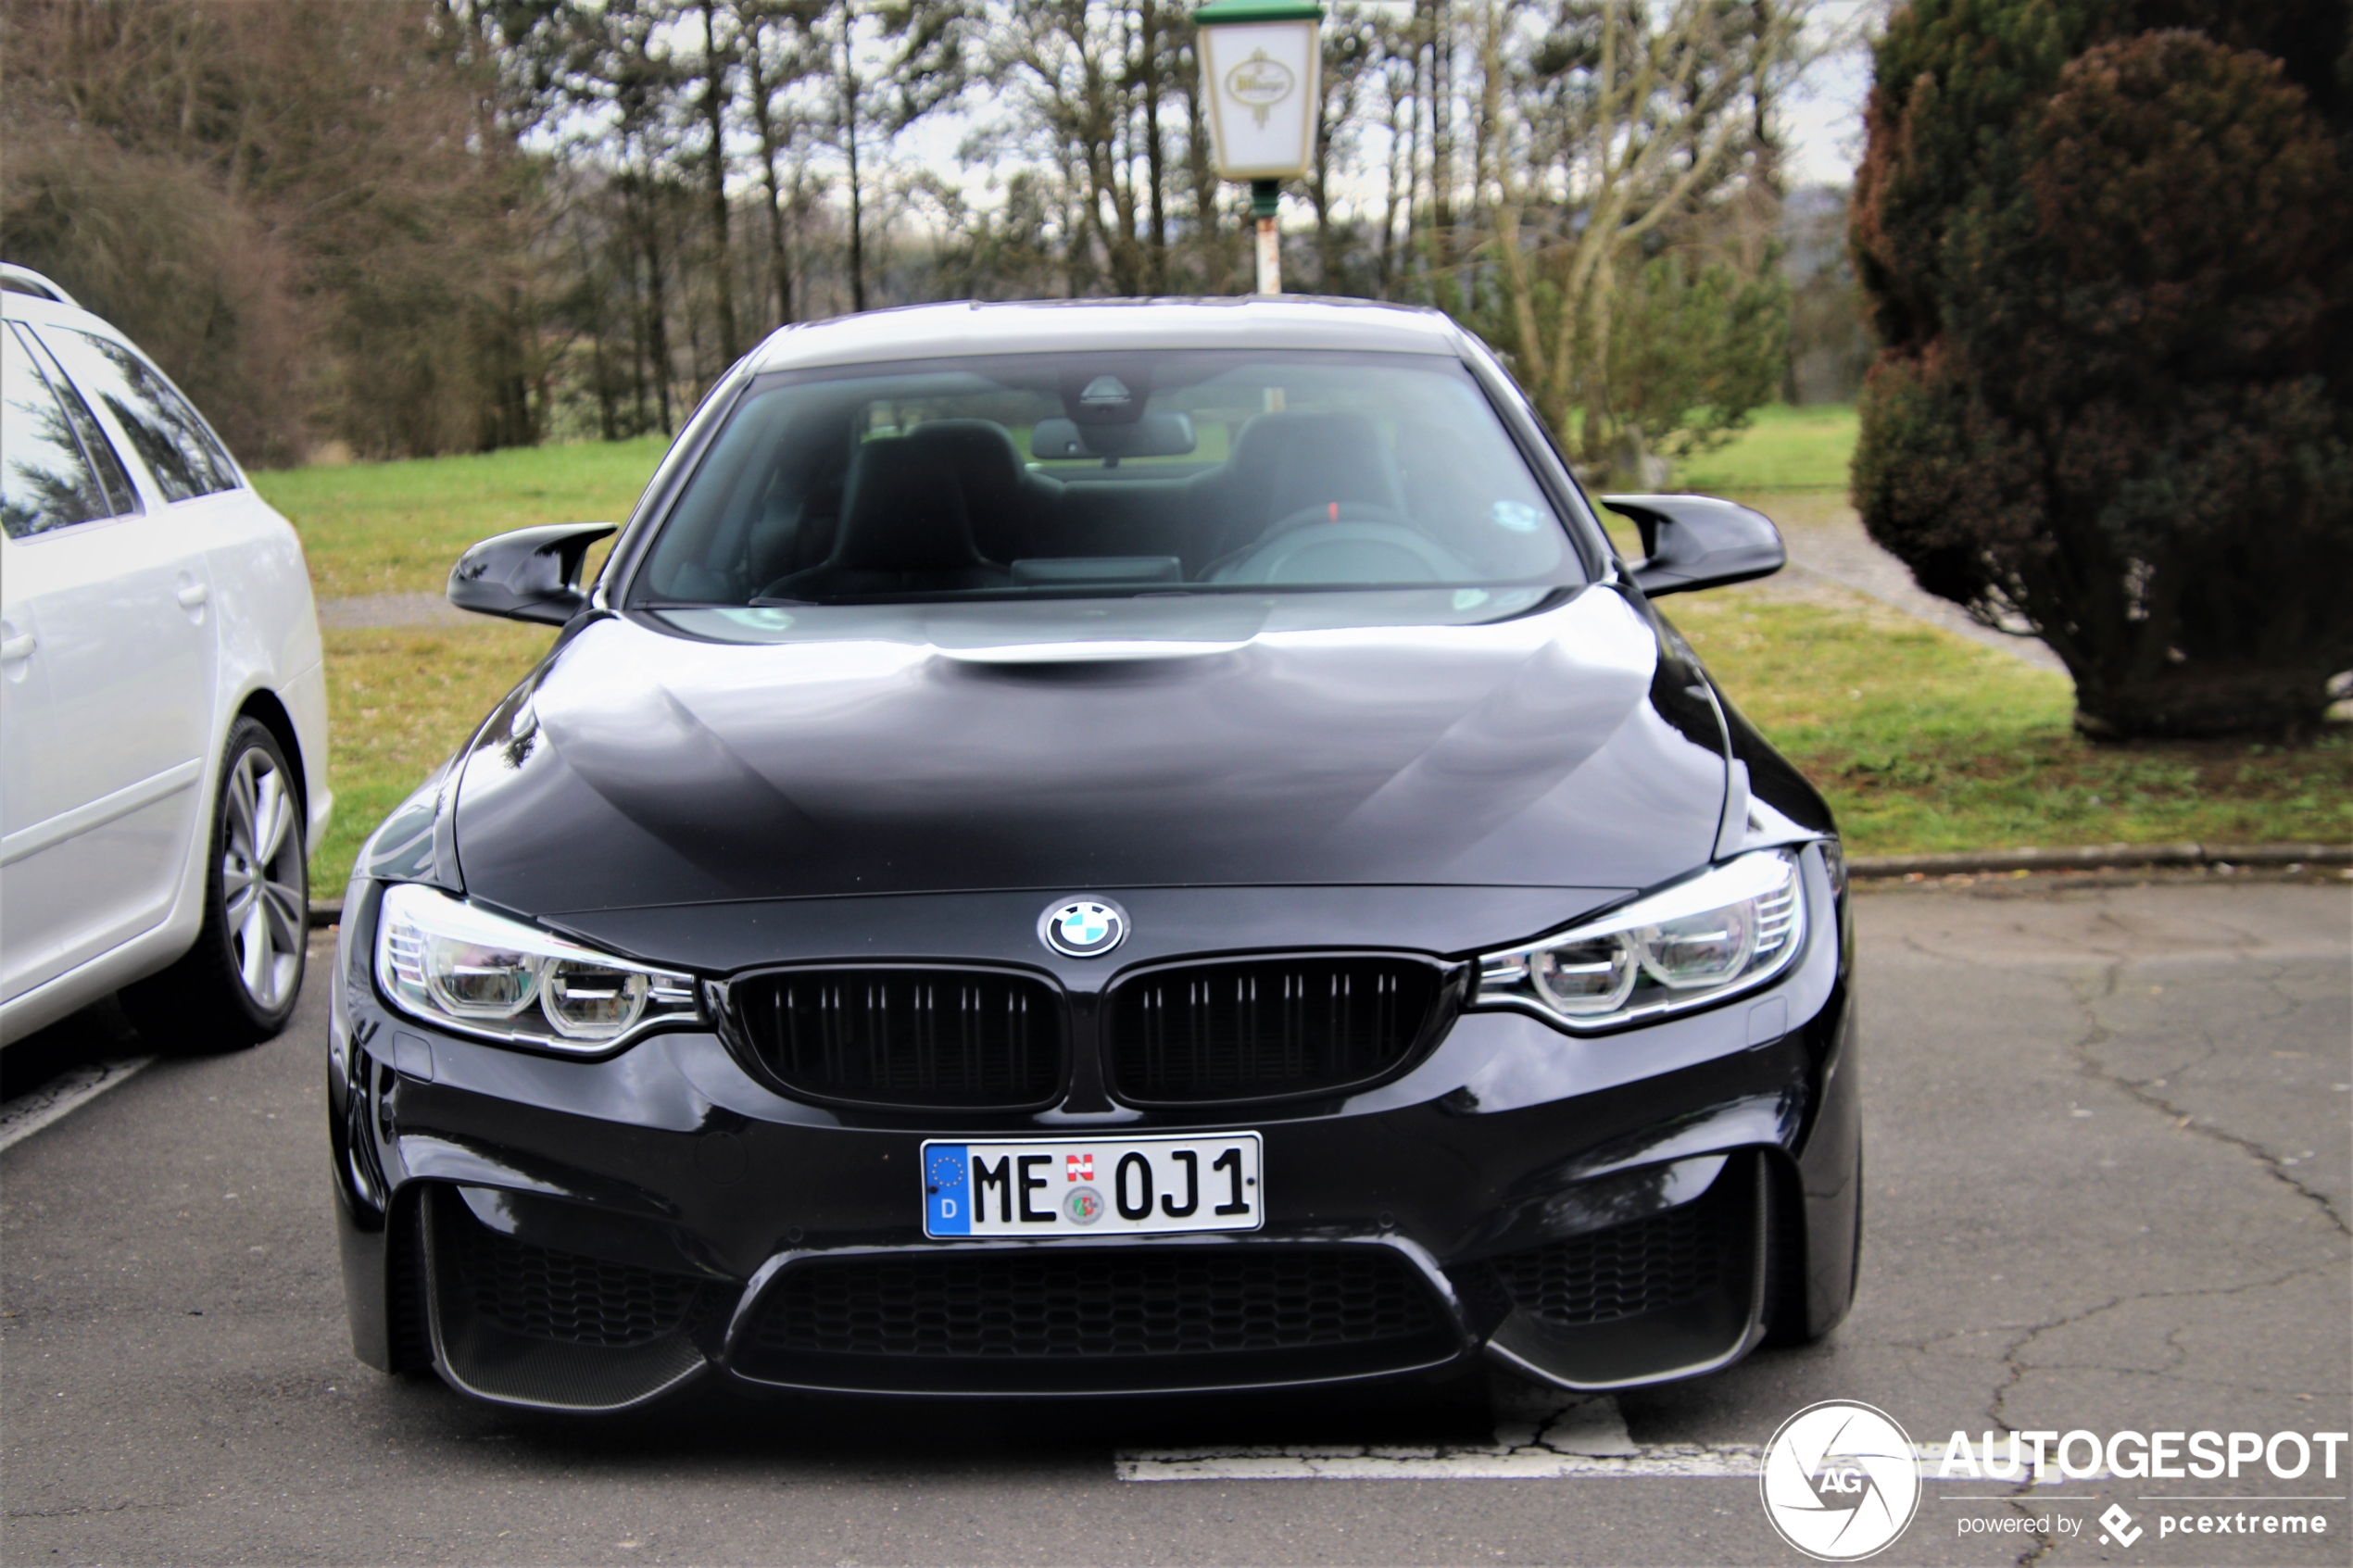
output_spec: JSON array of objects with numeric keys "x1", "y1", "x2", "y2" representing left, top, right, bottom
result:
[
  {"x1": 1489, "y1": 1178, "x2": 1738, "y2": 1329},
  {"x1": 447, "y1": 1209, "x2": 702, "y2": 1348},
  {"x1": 754, "y1": 1248, "x2": 1440, "y2": 1360}
]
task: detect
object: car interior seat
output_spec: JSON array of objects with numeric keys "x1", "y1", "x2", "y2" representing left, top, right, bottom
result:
[
  {"x1": 904, "y1": 420, "x2": 1053, "y2": 565},
  {"x1": 762, "y1": 435, "x2": 1012, "y2": 598}
]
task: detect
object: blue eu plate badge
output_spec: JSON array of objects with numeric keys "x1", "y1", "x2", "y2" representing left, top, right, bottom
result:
[{"x1": 925, "y1": 1145, "x2": 972, "y2": 1236}]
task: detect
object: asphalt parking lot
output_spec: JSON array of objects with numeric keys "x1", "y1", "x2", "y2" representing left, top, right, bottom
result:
[{"x1": 3, "y1": 876, "x2": 2347, "y2": 1566}]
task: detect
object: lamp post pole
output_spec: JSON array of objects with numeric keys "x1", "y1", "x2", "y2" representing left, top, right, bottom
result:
[
  {"x1": 1252, "y1": 180, "x2": 1281, "y2": 295},
  {"x1": 1193, "y1": 1, "x2": 1323, "y2": 298}
]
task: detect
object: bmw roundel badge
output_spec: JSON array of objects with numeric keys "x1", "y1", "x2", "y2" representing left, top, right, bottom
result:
[{"x1": 1040, "y1": 897, "x2": 1127, "y2": 959}]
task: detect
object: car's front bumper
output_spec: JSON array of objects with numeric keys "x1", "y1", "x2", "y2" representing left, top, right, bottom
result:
[{"x1": 328, "y1": 847, "x2": 1858, "y2": 1410}]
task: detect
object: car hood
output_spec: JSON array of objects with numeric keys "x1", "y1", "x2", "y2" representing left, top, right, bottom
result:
[{"x1": 448, "y1": 585, "x2": 1730, "y2": 915}]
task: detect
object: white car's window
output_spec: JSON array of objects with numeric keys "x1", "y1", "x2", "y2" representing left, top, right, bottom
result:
[
  {"x1": 2, "y1": 323, "x2": 132, "y2": 538},
  {"x1": 17, "y1": 325, "x2": 141, "y2": 519},
  {"x1": 39, "y1": 327, "x2": 241, "y2": 502}
]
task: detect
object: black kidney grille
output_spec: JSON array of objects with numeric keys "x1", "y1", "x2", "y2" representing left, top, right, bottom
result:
[
  {"x1": 754, "y1": 1248, "x2": 1440, "y2": 1361},
  {"x1": 1489, "y1": 1179, "x2": 1738, "y2": 1330},
  {"x1": 447, "y1": 1209, "x2": 701, "y2": 1348},
  {"x1": 733, "y1": 969, "x2": 1063, "y2": 1108},
  {"x1": 1108, "y1": 957, "x2": 1443, "y2": 1103}
]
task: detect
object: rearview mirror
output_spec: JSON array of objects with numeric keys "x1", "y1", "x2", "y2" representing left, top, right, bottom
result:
[
  {"x1": 1030, "y1": 413, "x2": 1196, "y2": 461},
  {"x1": 1602, "y1": 495, "x2": 1785, "y2": 597},
  {"x1": 447, "y1": 522, "x2": 617, "y2": 625}
]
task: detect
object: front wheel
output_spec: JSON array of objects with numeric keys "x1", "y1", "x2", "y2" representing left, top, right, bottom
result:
[{"x1": 122, "y1": 718, "x2": 308, "y2": 1052}]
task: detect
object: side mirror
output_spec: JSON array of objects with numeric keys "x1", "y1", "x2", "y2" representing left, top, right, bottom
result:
[
  {"x1": 447, "y1": 523, "x2": 617, "y2": 625},
  {"x1": 1602, "y1": 494, "x2": 1786, "y2": 597}
]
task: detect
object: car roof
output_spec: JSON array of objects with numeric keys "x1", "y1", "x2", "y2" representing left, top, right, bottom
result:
[
  {"x1": 747, "y1": 296, "x2": 1469, "y2": 374},
  {"x1": 0, "y1": 262, "x2": 79, "y2": 309},
  {"x1": 0, "y1": 269, "x2": 130, "y2": 344}
]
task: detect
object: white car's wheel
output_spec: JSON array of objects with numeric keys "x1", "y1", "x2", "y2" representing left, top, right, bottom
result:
[{"x1": 122, "y1": 718, "x2": 308, "y2": 1051}]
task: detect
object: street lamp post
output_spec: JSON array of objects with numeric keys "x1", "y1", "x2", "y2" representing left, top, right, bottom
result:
[{"x1": 1193, "y1": 1, "x2": 1323, "y2": 295}]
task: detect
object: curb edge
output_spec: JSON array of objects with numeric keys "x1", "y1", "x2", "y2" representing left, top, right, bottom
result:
[{"x1": 1847, "y1": 841, "x2": 2349, "y2": 879}]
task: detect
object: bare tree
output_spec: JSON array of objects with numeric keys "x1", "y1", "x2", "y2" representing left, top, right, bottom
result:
[
  {"x1": 737, "y1": 0, "x2": 822, "y2": 326},
  {"x1": 1485, "y1": 0, "x2": 1809, "y2": 463},
  {"x1": 696, "y1": 0, "x2": 742, "y2": 361}
]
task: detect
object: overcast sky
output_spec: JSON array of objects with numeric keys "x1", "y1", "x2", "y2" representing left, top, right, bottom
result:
[{"x1": 1782, "y1": 4, "x2": 1876, "y2": 187}]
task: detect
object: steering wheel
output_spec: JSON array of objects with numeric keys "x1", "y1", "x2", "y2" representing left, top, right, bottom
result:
[{"x1": 1208, "y1": 504, "x2": 1474, "y2": 585}]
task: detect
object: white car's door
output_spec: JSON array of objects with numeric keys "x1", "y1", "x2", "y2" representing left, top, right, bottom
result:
[
  {"x1": 0, "y1": 532, "x2": 60, "y2": 997},
  {"x1": 0, "y1": 323, "x2": 220, "y2": 1000}
]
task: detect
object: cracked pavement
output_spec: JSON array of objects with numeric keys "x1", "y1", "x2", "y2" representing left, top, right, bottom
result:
[{"x1": 1, "y1": 880, "x2": 2346, "y2": 1565}]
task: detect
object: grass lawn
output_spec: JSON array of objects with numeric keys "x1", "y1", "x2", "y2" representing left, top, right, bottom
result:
[
  {"x1": 256, "y1": 435, "x2": 665, "y2": 599},
  {"x1": 310, "y1": 624, "x2": 558, "y2": 895},
  {"x1": 1677, "y1": 404, "x2": 1857, "y2": 494},
  {"x1": 1668, "y1": 591, "x2": 2350, "y2": 857},
  {"x1": 275, "y1": 409, "x2": 2346, "y2": 892}
]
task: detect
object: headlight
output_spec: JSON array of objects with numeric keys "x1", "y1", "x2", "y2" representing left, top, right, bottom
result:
[
  {"x1": 1475, "y1": 848, "x2": 1806, "y2": 1031},
  {"x1": 375, "y1": 884, "x2": 698, "y2": 1051}
]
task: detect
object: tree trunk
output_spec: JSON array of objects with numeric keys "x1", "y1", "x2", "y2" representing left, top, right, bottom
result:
[
  {"x1": 1140, "y1": 0, "x2": 1167, "y2": 293},
  {"x1": 620, "y1": 177, "x2": 650, "y2": 434},
  {"x1": 1378, "y1": 69, "x2": 1408, "y2": 297},
  {"x1": 841, "y1": 40, "x2": 866, "y2": 314},
  {"x1": 2070, "y1": 662, "x2": 2340, "y2": 742},
  {"x1": 1311, "y1": 97, "x2": 1336, "y2": 289},
  {"x1": 643, "y1": 199, "x2": 674, "y2": 435},
  {"x1": 743, "y1": 19, "x2": 795, "y2": 327},
  {"x1": 1428, "y1": 0, "x2": 1453, "y2": 290},
  {"x1": 700, "y1": 2, "x2": 739, "y2": 362},
  {"x1": 1180, "y1": 33, "x2": 1222, "y2": 291}
]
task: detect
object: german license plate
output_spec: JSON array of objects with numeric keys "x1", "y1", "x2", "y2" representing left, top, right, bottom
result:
[{"x1": 922, "y1": 1134, "x2": 1264, "y2": 1237}]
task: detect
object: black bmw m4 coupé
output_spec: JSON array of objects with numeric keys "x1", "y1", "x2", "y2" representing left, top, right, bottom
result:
[{"x1": 329, "y1": 298, "x2": 1862, "y2": 1411}]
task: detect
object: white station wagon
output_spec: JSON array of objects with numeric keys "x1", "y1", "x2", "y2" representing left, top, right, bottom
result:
[{"x1": 1, "y1": 263, "x2": 330, "y2": 1051}]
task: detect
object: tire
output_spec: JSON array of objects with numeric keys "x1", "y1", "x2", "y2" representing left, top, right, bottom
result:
[{"x1": 121, "y1": 717, "x2": 308, "y2": 1053}]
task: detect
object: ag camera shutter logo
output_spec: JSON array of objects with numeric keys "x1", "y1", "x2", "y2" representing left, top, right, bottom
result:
[{"x1": 1760, "y1": 1401, "x2": 1922, "y2": 1561}]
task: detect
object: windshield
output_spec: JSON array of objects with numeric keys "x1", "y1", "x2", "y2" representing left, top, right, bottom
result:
[{"x1": 630, "y1": 350, "x2": 1582, "y2": 607}]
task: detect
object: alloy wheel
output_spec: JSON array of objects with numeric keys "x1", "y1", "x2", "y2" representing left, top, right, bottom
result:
[{"x1": 220, "y1": 746, "x2": 306, "y2": 1010}]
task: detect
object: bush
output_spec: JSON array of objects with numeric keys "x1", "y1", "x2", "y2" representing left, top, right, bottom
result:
[
  {"x1": 0, "y1": 0, "x2": 539, "y2": 464},
  {"x1": 2, "y1": 138, "x2": 312, "y2": 468},
  {"x1": 1850, "y1": 1, "x2": 2353, "y2": 738}
]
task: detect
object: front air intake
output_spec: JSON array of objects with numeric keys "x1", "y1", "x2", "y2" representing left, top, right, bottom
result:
[
  {"x1": 734, "y1": 1244, "x2": 1462, "y2": 1394},
  {"x1": 1104, "y1": 955, "x2": 1453, "y2": 1106},
  {"x1": 446, "y1": 1206, "x2": 703, "y2": 1348},
  {"x1": 1487, "y1": 1162, "x2": 1745, "y2": 1329},
  {"x1": 423, "y1": 1187, "x2": 713, "y2": 1411},
  {"x1": 729, "y1": 967, "x2": 1065, "y2": 1110}
]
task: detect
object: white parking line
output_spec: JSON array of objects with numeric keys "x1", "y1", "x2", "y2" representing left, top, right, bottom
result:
[
  {"x1": 0, "y1": 1056, "x2": 153, "y2": 1154},
  {"x1": 1116, "y1": 1395, "x2": 2021, "y2": 1482},
  {"x1": 1118, "y1": 1394, "x2": 1771, "y2": 1481}
]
